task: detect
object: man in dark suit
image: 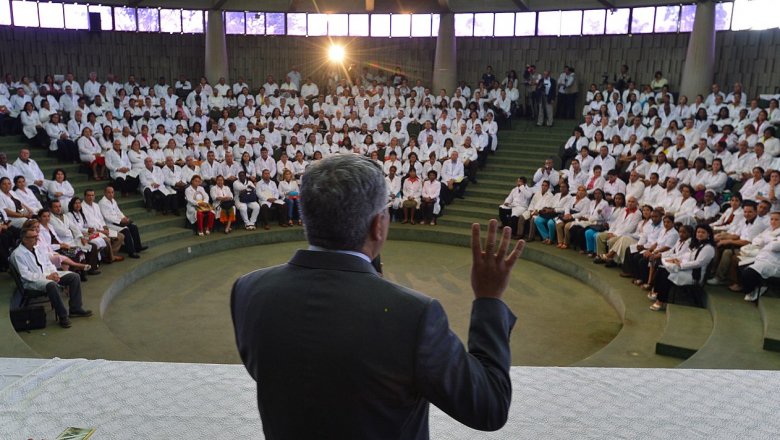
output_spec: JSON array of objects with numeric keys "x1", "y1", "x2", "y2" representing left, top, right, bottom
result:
[
  {"x1": 536, "y1": 69, "x2": 557, "y2": 127},
  {"x1": 232, "y1": 154, "x2": 524, "y2": 439}
]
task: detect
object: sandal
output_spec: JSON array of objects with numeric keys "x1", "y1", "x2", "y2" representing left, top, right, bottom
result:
[
  {"x1": 641, "y1": 283, "x2": 652, "y2": 290},
  {"x1": 649, "y1": 302, "x2": 666, "y2": 312},
  {"x1": 632, "y1": 279, "x2": 643, "y2": 286},
  {"x1": 647, "y1": 292, "x2": 657, "y2": 300}
]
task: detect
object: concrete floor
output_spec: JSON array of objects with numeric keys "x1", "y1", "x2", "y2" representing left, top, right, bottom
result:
[{"x1": 103, "y1": 240, "x2": 622, "y2": 366}]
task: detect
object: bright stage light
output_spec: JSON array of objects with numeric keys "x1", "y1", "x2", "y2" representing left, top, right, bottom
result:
[{"x1": 328, "y1": 45, "x2": 345, "y2": 63}]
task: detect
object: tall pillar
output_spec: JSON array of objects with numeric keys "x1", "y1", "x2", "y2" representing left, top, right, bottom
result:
[
  {"x1": 679, "y1": 1, "x2": 716, "y2": 99},
  {"x1": 205, "y1": 10, "x2": 229, "y2": 82},
  {"x1": 433, "y1": 13, "x2": 457, "y2": 95}
]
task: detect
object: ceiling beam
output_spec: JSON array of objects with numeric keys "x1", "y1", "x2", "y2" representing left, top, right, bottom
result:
[
  {"x1": 212, "y1": 0, "x2": 229, "y2": 9},
  {"x1": 510, "y1": 0, "x2": 530, "y2": 12},
  {"x1": 128, "y1": 0, "x2": 143, "y2": 7},
  {"x1": 596, "y1": 0, "x2": 617, "y2": 12}
]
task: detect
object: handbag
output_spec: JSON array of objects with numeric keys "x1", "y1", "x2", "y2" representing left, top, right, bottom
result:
[
  {"x1": 11, "y1": 305, "x2": 46, "y2": 332},
  {"x1": 220, "y1": 199, "x2": 235, "y2": 210},
  {"x1": 239, "y1": 188, "x2": 258, "y2": 204}
]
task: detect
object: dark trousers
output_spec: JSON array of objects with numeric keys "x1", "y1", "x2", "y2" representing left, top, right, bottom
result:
[
  {"x1": 653, "y1": 267, "x2": 673, "y2": 302},
  {"x1": 560, "y1": 147, "x2": 577, "y2": 170},
  {"x1": 56, "y1": 139, "x2": 79, "y2": 163},
  {"x1": 114, "y1": 176, "x2": 140, "y2": 195},
  {"x1": 0, "y1": 226, "x2": 20, "y2": 270},
  {"x1": 498, "y1": 207, "x2": 519, "y2": 236},
  {"x1": 117, "y1": 223, "x2": 143, "y2": 254},
  {"x1": 46, "y1": 272, "x2": 83, "y2": 319},
  {"x1": 421, "y1": 200, "x2": 436, "y2": 223},
  {"x1": 622, "y1": 249, "x2": 649, "y2": 280},
  {"x1": 477, "y1": 149, "x2": 489, "y2": 170},
  {"x1": 29, "y1": 127, "x2": 49, "y2": 149},
  {"x1": 466, "y1": 160, "x2": 479, "y2": 183},
  {"x1": 260, "y1": 203, "x2": 287, "y2": 226},
  {"x1": 740, "y1": 266, "x2": 763, "y2": 294},
  {"x1": 144, "y1": 189, "x2": 178, "y2": 213}
]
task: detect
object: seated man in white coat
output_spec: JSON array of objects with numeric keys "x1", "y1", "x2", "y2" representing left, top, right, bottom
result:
[
  {"x1": 99, "y1": 185, "x2": 147, "y2": 258},
  {"x1": 140, "y1": 157, "x2": 179, "y2": 215},
  {"x1": 81, "y1": 189, "x2": 126, "y2": 260},
  {"x1": 498, "y1": 176, "x2": 533, "y2": 238},
  {"x1": 11, "y1": 227, "x2": 92, "y2": 328}
]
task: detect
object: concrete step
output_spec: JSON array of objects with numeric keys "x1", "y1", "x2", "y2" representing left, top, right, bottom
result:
[
  {"x1": 758, "y1": 296, "x2": 780, "y2": 352},
  {"x1": 136, "y1": 215, "x2": 187, "y2": 234},
  {"x1": 655, "y1": 304, "x2": 713, "y2": 359}
]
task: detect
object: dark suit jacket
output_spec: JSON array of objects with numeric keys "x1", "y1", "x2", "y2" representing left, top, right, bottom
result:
[{"x1": 231, "y1": 249, "x2": 517, "y2": 440}]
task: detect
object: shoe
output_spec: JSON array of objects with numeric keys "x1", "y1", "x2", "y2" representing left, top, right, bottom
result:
[
  {"x1": 649, "y1": 303, "x2": 666, "y2": 312},
  {"x1": 112, "y1": 256, "x2": 124, "y2": 262},
  {"x1": 59, "y1": 317, "x2": 72, "y2": 328},
  {"x1": 264, "y1": 225, "x2": 270, "y2": 230},
  {"x1": 647, "y1": 292, "x2": 657, "y2": 300},
  {"x1": 605, "y1": 261, "x2": 618, "y2": 268},
  {"x1": 70, "y1": 309, "x2": 93, "y2": 318},
  {"x1": 87, "y1": 269, "x2": 101, "y2": 275},
  {"x1": 619, "y1": 272, "x2": 633, "y2": 278},
  {"x1": 593, "y1": 258, "x2": 605, "y2": 264},
  {"x1": 198, "y1": 231, "x2": 204, "y2": 236},
  {"x1": 707, "y1": 277, "x2": 724, "y2": 285},
  {"x1": 744, "y1": 293, "x2": 755, "y2": 302},
  {"x1": 139, "y1": 246, "x2": 149, "y2": 251},
  {"x1": 128, "y1": 253, "x2": 140, "y2": 259},
  {"x1": 84, "y1": 264, "x2": 92, "y2": 272},
  {"x1": 205, "y1": 229, "x2": 211, "y2": 235}
]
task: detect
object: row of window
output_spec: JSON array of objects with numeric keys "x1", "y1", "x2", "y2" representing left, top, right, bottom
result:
[{"x1": 0, "y1": 0, "x2": 777, "y2": 36}]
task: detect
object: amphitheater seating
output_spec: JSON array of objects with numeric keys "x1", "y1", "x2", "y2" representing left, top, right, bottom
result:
[{"x1": 2, "y1": 120, "x2": 780, "y2": 369}]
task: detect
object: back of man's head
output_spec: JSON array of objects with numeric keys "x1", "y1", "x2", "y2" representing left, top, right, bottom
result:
[{"x1": 301, "y1": 155, "x2": 385, "y2": 251}]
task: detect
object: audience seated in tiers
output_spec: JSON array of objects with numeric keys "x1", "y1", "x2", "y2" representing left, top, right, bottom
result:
[{"x1": 498, "y1": 73, "x2": 779, "y2": 309}]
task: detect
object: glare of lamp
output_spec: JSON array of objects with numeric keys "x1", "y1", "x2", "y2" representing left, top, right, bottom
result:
[{"x1": 328, "y1": 45, "x2": 345, "y2": 63}]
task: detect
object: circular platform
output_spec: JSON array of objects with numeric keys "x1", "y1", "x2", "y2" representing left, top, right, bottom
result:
[{"x1": 104, "y1": 240, "x2": 621, "y2": 366}]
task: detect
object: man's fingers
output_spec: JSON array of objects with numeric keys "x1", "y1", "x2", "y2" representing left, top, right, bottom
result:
[
  {"x1": 485, "y1": 219, "x2": 498, "y2": 254},
  {"x1": 496, "y1": 226, "x2": 511, "y2": 259},
  {"x1": 504, "y1": 239, "x2": 526, "y2": 268},
  {"x1": 470, "y1": 223, "x2": 483, "y2": 260}
]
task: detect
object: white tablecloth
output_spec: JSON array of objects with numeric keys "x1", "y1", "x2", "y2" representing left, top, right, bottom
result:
[{"x1": 1, "y1": 358, "x2": 779, "y2": 439}]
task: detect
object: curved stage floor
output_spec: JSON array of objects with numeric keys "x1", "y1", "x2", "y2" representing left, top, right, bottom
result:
[{"x1": 104, "y1": 240, "x2": 621, "y2": 366}]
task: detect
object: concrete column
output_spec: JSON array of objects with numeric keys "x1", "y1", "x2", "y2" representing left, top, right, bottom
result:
[
  {"x1": 205, "y1": 10, "x2": 229, "y2": 82},
  {"x1": 433, "y1": 13, "x2": 457, "y2": 95},
  {"x1": 679, "y1": 1, "x2": 716, "y2": 99}
]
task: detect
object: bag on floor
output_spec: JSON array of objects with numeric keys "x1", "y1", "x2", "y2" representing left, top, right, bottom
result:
[{"x1": 11, "y1": 305, "x2": 47, "y2": 332}]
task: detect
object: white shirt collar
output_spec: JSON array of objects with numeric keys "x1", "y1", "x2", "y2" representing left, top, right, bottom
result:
[{"x1": 308, "y1": 245, "x2": 372, "y2": 264}]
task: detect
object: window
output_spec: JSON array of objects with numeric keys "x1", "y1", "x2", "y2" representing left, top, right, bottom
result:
[
  {"x1": 605, "y1": 8, "x2": 630, "y2": 34},
  {"x1": 560, "y1": 10, "x2": 582, "y2": 36},
  {"x1": 160, "y1": 8, "x2": 181, "y2": 33},
  {"x1": 494, "y1": 12, "x2": 514, "y2": 37},
  {"x1": 431, "y1": 13, "x2": 439, "y2": 36},
  {"x1": 630, "y1": 7, "x2": 654, "y2": 34},
  {"x1": 137, "y1": 8, "x2": 159, "y2": 32},
  {"x1": 454, "y1": 13, "x2": 473, "y2": 37},
  {"x1": 349, "y1": 13, "x2": 369, "y2": 36},
  {"x1": 654, "y1": 5, "x2": 679, "y2": 33},
  {"x1": 243, "y1": 12, "x2": 262, "y2": 34},
  {"x1": 286, "y1": 12, "x2": 306, "y2": 35},
  {"x1": 38, "y1": 2, "x2": 64, "y2": 29},
  {"x1": 265, "y1": 12, "x2": 284, "y2": 34},
  {"x1": 224, "y1": 11, "x2": 244, "y2": 34},
  {"x1": 582, "y1": 9, "x2": 605, "y2": 35},
  {"x1": 114, "y1": 7, "x2": 137, "y2": 32},
  {"x1": 88, "y1": 5, "x2": 112, "y2": 30},
  {"x1": 391, "y1": 13, "x2": 411, "y2": 37},
  {"x1": 411, "y1": 14, "x2": 431, "y2": 37},
  {"x1": 308, "y1": 13, "x2": 327, "y2": 36},
  {"x1": 515, "y1": 12, "x2": 535, "y2": 36},
  {"x1": 680, "y1": 4, "x2": 696, "y2": 33},
  {"x1": 732, "y1": 0, "x2": 774, "y2": 30},
  {"x1": 182, "y1": 10, "x2": 203, "y2": 33},
  {"x1": 12, "y1": 1, "x2": 38, "y2": 27},
  {"x1": 327, "y1": 14, "x2": 348, "y2": 36},
  {"x1": 0, "y1": 0, "x2": 10, "y2": 26},
  {"x1": 370, "y1": 14, "x2": 390, "y2": 37},
  {"x1": 473, "y1": 13, "x2": 493, "y2": 37},
  {"x1": 537, "y1": 10, "x2": 560, "y2": 36},
  {"x1": 716, "y1": 2, "x2": 733, "y2": 31},
  {"x1": 64, "y1": 3, "x2": 88, "y2": 29}
]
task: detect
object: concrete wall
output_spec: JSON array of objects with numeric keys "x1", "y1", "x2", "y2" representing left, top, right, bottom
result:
[{"x1": 0, "y1": 26, "x2": 778, "y2": 97}]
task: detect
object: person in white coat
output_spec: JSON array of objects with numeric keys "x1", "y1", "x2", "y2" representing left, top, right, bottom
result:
[
  {"x1": 498, "y1": 177, "x2": 533, "y2": 237},
  {"x1": 11, "y1": 227, "x2": 92, "y2": 328},
  {"x1": 256, "y1": 169, "x2": 287, "y2": 229},
  {"x1": 736, "y1": 211, "x2": 780, "y2": 301},
  {"x1": 185, "y1": 175, "x2": 215, "y2": 236},
  {"x1": 401, "y1": 168, "x2": 422, "y2": 224},
  {"x1": 77, "y1": 127, "x2": 107, "y2": 180},
  {"x1": 99, "y1": 186, "x2": 146, "y2": 257},
  {"x1": 45, "y1": 168, "x2": 75, "y2": 213},
  {"x1": 139, "y1": 157, "x2": 178, "y2": 215},
  {"x1": 279, "y1": 169, "x2": 302, "y2": 226},
  {"x1": 233, "y1": 171, "x2": 260, "y2": 230},
  {"x1": 649, "y1": 224, "x2": 716, "y2": 311},
  {"x1": 13, "y1": 149, "x2": 46, "y2": 196},
  {"x1": 210, "y1": 175, "x2": 236, "y2": 233},
  {"x1": 105, "y1": 140, "x2": 140, "y2": 196}
]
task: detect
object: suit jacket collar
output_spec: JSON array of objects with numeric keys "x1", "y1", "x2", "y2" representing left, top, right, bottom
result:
[{"x1": 289, "y1": 249, "x2": 378, "y2": 275}]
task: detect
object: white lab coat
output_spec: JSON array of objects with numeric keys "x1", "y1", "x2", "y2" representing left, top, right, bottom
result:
[{"x1": 185, "y1": 185, "x2": 212, "y2": 224}]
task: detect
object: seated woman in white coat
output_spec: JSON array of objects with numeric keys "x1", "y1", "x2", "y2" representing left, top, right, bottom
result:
[
  {"x1": 733, "y1": 211, "x2": 780, "y2": 301},
  {"x1": 209, "y1": 174, "x2": 235, "y2": 234},
  {"x1": 185, "y1": 175, "x2": 215, "y2": 236},
  {"x1": 106, "y1": 140, "x2": 140, "y2": 196},
  {"x1": 0, "y1": 177, "x2": 35, "y2": 228},
  {"x1": 649, "y1": 224, "x2": 716, "y2": 311},
  {"x1": 420, "y1": 169, "x2": 442, "y2": 226},
  {"x1": 233, "y1": 171, "x2": 260, "y2": 230},
  {"x1": 279, "y1": 169, "x2": 302, "y2": 226},
  {"x1": 384, "y1": 166, "x2": 402, "y2": 219},
  {"x1": 12, "y1": 176, "x2": 42, "y2": 214},
  {"x1": 401, "y1": 168, "x2": 422, "y2": 224},
  {"x1": 46, "y1": 168, "x2": 75, "y2": 213},
  {"x1": 77, "y1": 127, "x2": 107, "y2": 180}
]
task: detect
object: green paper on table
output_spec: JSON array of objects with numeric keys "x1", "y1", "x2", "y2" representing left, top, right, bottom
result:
[{"x1": 55, "y1": 427, "x2": 96, "y2": 440}]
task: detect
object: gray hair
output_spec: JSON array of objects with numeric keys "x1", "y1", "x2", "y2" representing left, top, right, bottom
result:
[{"x1": 300, "y1": 155, "x2": 386, "y2": 251}]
